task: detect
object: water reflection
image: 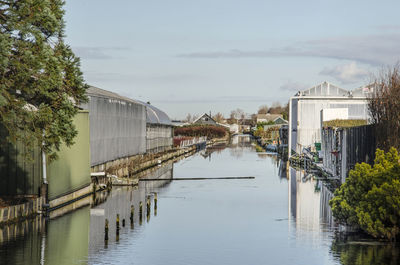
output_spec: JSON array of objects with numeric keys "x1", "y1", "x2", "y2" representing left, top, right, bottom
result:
[
  {"x1": 0, "y1": 205, "x2": 90, "y2": 265},
  {"x1": 331, "y1": 238, "x2": 399, "y2": 265},
  {"x1": 88, "y1": 162, "x2": 173, "y2": 263},
  {"x1": 289, "y1": 167, "x2": 335, "y2": 228},
  {"x1": 229, "y1": 134, "x2": 253, "y2": 158}
]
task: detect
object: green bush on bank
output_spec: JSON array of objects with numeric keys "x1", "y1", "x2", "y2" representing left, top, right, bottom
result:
[{"x1": 330, "y1": 147, "x2": 400, "y2": 241}]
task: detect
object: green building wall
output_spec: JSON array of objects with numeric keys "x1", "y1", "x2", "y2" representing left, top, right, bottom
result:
[
  {"x1": 47, "y1": 111, "x2": 91, "y2": 200},
  {"x1": 0, "y1": 127, "x2": 42, "y2": 196}
]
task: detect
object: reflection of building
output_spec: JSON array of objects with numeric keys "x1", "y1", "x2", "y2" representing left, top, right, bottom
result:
[
  {"x1": 0, "y1": 206, "x2": 91, "y2": 265},
  {"x1": 278, "y1": 160, "x2": 288, "y2": 179},
  {"x1": 288, "y1": 168, "x2": 336, "y2": 240},
  {"x1": 295, "y1": 172, "x2": 321, "y2": 233}
]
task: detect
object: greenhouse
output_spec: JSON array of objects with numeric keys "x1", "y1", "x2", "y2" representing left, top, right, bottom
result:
[
  {"x1": 141, "y1": 101, "x2": 174, "y2": 153},
  {"x1": 288, "y1": 81, "x2": 372, "y2": 157}
]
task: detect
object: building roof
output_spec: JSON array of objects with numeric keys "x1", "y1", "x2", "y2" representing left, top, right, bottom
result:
[
  {"x1": 139, "y1": 101, "x2": 172, "y2": 126},
  {"x1": 293, "y1": 81, "x2": 372, "y2": 98},
  {"x1": 257, "y1": 113, "x2": 283, "y2": 122},
  {"x1": 193, "y1": 113, "x2": 216, "y2": 124},
  {"x1": 87, "y1": 86, "x2": 142, "y2": 104},
  {"x1": 87, "y1": 86, "x2": 172, "y2": 126}
]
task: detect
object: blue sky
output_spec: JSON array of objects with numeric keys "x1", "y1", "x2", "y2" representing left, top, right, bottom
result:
[{"x1": 64, "y1": 0, "x2": 400, "y2": 119}]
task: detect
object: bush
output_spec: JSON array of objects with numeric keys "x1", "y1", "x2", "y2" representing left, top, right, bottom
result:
[
  {"x1": 330, "y1": 147, "x2": 400, "y2": 240},
  {"x1": 253, "y1": 126, "x2": 279, "y2": 139},
  {"x1": 323, "y1": 119, "x2": 367, "y2": 128},
  {"x1": 174, "y1": 125, "x2": 227, "y2": 139}
]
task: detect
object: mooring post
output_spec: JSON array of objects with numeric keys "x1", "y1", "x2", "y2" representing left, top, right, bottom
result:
[
  {"x1": 154, "y1": 193, "x2": 157, "y2": 216},
  {"x1": 146, "y1": 195, "x2": 151, "y2": 222},
  {"x1": 104, "y1": 219, "x2": 109, "y2": 241},
  {"x1": 130, "y1": 205, "x2": 134, "y2": 223},
  {"x1": 116, "y1": 214, "x2": 120, "y2": 241},
  {"x1": 146, "y1": 196, "x2": 151, "y2": 215},
  {"x1": 139, "y1": 201, "x2": 143, "y2": 225}
]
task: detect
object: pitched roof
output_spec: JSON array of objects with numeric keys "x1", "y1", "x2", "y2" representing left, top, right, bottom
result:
[
  {"x1": 257, "y1": 113, "x2": 283, "y2": 122},
  {"x1": 193, "y1": 113, "x2": 216, "y2": 124}
]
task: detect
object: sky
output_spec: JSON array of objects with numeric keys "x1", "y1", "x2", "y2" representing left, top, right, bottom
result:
[{"x1": 64, "y1": 0, "x2": 400, "y2": 119}]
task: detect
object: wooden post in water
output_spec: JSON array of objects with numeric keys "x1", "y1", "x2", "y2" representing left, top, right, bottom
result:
[
  {"x1": 104, "y1": 219, "x2": 109, "y2": 241},
  {"x1": 154, "y1": 193, "x2": 157, "y2": 216},
  {"x1": 116, "y1": 214, "x2": 120, "y2": 241},
  {"x1": 139, "y1": 201, "x2": 143, "y2": 225},
  {"x1": 130, "y1": 205, "x2": 134, "y2": 223},
  {"x1": 146, "y1": 195, "x2": 151, "y2": 222}
]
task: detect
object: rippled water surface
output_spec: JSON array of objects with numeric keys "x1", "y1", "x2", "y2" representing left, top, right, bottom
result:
[{"x1": 1, "y1": 136, "x2": 399, "y2": 265}]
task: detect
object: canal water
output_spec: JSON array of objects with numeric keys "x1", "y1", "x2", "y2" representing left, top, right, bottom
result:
[{"x1": 0, "y1": 135, "x2": 399, "y2": 265}]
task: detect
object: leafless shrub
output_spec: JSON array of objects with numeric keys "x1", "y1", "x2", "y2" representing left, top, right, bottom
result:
[{"x1": 368, "y1": 64, "x2": 400, "y2": 150}]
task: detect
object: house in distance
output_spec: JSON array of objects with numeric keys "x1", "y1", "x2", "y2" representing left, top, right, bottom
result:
[{"x1": 193, "y1": 113, "x2": 217, "y2": 125}]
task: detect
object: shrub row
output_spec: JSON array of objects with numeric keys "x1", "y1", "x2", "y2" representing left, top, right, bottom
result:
[{"x1": 174, "y1": 125, "x2": 227, "y2": 139}]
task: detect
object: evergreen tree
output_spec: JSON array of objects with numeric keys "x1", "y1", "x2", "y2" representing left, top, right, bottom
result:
[
  {"x1": 0, "y1": 0, "x2": 87, "y2": 160},
  {"x1": 330, "y1": 148, "x2": 400, "y2": 240}
]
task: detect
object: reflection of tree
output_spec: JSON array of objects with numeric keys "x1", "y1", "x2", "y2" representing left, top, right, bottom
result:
[
  {"x1": 331, "y1": 237, "x2": 399, "y2": 265},
  {"x1": 230, "y1": 147, "x2": 245, "y2": 159}
]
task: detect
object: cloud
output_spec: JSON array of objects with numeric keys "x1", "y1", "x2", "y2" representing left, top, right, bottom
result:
[
  {"x1": 319, "y1": 62, "x2": 369, "y2": 84},
  {"x1": 73, "y1": 46, "x2": 130, "y2": 60},
  {"x1": 375, "y1": 25, "x2": 400, "y2": 31},
  {"x1": 153, "y1": 95, "x2": 286, "y2": 104},
  {"x1": 177, "y1": 34, "x2": 400, "y2": 66},
  {"x1": 83, "y1": 71, "x2": 203, "y2": 83},
  {"x1": 280, "y1": 81, "x2": 309, "y2": 92}
]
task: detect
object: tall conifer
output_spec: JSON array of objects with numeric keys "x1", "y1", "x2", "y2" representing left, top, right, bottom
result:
[{"x1": 0, "y1": 0, "x2": 87, "y2": 160}]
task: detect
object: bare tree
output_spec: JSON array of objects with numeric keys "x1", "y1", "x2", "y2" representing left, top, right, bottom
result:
[
  {"x1": 257, "y1": 105, "x2": 269, "y2": 114},
  {"x1": 185, "y1": 113, "x2": 192, "y2": 122},
  {"x1": 212, "y1": 112, "x2": 224, "y2": 123},
  {"x1": 269, "y1": 102, "x2": 283, "y2": 114},
  {"x1": 368, "y1": 64, "x2": 400, "y2": 150},
  {"x1": 230, "y1": 108, "x2": 244, "y2": 123}
]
